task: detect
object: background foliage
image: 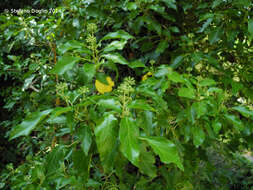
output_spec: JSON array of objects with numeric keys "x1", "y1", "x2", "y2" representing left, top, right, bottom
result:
[{"x1": 0, "y1": 0, "x2": 253, "y2": 189}]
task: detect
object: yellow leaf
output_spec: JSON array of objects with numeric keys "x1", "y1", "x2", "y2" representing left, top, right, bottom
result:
[
  {"x1": 95, "y1": 76, "x2": 115, "y2": 94},
  {"x1": 142, "y1": 72, "x2": 153, "y2": 81}
]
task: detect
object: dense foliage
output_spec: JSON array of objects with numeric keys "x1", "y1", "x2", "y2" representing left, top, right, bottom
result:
[{"x1": 0, "y1": 0, "x2": 253, "y2": 189}]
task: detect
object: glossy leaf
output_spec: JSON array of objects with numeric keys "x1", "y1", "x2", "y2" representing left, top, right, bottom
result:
[
  {"x1": 102, "y1": 53, "x2": 128, "y2": 65},
  {"x1": 9, "y1": 109, "x2": 53, "y2": 140},
  {"x1": 119, "y1": 117, "x2": 140, "y2": 166},
  {"x1": 101, "y1": 30, "x2": 134, "y2": 41},
  {"x1": 232, "y1": 106, "x2": 253, "y2": 118},
  {"x1": 103, "y1": 40, "x2": 127, "y2": 52},
  {"x1": 95, "y1": 114, "x2": 118, "y2": 172},
  {"x1": 51, "y1": 55, "x2": 80, "y2": 75},
  {"x1": 139, "y1": 136, "x2": 184, "y2": 171}
]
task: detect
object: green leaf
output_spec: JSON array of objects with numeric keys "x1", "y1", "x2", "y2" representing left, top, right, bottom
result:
[
  {"x1": 155, "y1": 40, "x2": 169, "y2": 54},
  {"x1": 225, "y1": 114, "x2": 244, "y2": 131},
  {"x1": 95, "y1": 114, "x2": 118, "y2": 172},
  {"x1": 178, "y1": 87, "x2": 196, "y2": 99},
  {"x1": 50, "y1": 107, "x2": 72, "y2": 120},
  {"x1": 77, "y1": 125, "x2": 92, "y2": 156},
  {"x1": 138, "y1": 146, "x2": 157, "y2": 178},
  {"x1": 119, "y1": 117, "x2": 140, "y2": 166},
  {"x1": 212, "y1": 120, "x2": 222, "y2": 134},
  {"x1": 102, "y1": 53, "x2": 128, "y2": 65},
  {"x1": 84, "y1": 63, "x2": 96, "y2": 81},
  {"x1": 192, "y1": 101, "x2": 207, "y2": 119},
  {"x1": 72, "y1": 150, "x2": 90, "y2": 179},
  {"x1": 128, "y1": 100, "x2": 154, "y2": 111},
  {"x1": 209, "y1": 27, "x2": 222, "y2": 44},
  {"x1": 58, "y1": 40, "x2": 85, "y2": 54},
  {"x1": 199, "y1": 78, "x2": 216, "y2": 86},
  {"x1": 192, "y1": 127, "x2": 205, "y2": 147},
  {"x1": 51, "y1": 55, "x2": 80, "y2": 75},
  {"x1": 170, "y1": 26, "x2": 180, "y2": 33},
  {"x1": 101, "y1": 30, "x2": 134, "y2": 41},
  {"x1": 232, "y1": 106, "x2": 253, "y2": 118},
  {"x1": 198, "y1": 18, "x2": 213, "y2": 33},
  {"x1": 9, "y1": 109, "x2": 53, "y2": 140},
  {"x1": 103, "y1": 40, "x2": 127, "y2": 52},
  {"x1": 161, "y1": 0, "x2": 177, "y2": 10},
  {"x1": 155, "y1": 65, "x2": 169, "y2": 77},
  {"x1": 128, "y1": 60, "x2": 146, "y2": 69},
  {"x1": 167, "y1": 70, "x2": 185, "y2": 83},
  {"x1": 248, "y1": 19, "x2": 253, "y2": 37},
  {"x1": 45, "y1": 146, "x2": 65, "y2": 175},
  {"x1": 97, "y1": 98, "x2": 121, "y2": 113},
  {"x1": 127, "y1": 2, "x2": 138, "y2": 10},
  {"x1": 139, "y1": 136, "x2": 184, "y2": 171},
  {"x1": 170, "y1": 55, "x2": 184, "y2": 69}
]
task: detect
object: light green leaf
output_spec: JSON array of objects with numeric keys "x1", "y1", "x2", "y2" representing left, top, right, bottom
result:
[
  {"x1": 102, "y1": 53, "x2": 128, "y2": 65},
  {"x1": 139, "y1": 136, "x2": 184, "y2": 171},
  {"x1": 212, "y1": 121, "x2": 222, "y2": 134},
  {"x1": 94, "y1": 114, "x2": 118, "y2": 172},
  {"x1": 192, "y1": 127, "x2": 205, "y2": 147},
  {"x1": 10, "y1": 109, "x2": 53, "y2": 140},
  {"x1": 101, "y1": 30, "x2": 134, "y2": 41},
  {"x1": 167, "y1": 71, "x2": 185, "y2": 83},
  {"x1": 103, "y1": 40, "x2": 127, "y2": 52},
  {"x1": 119, "y1": 117, "x2": 140, "y2": 166},
  {"x1": 225, "y1": 114, "x2": 244, "y2": 131},
  {"x1": 128, "y1": 100, "x2": 154, "y2": 111},
  {"x1": 178, "y1": 87, "x2": 196, "y2": 99},
  {"x1": 97, "y1": 98, "x2": 121, "y2": 113},
  {"x1": 127, "y1": 2, "x2": 138, "y2": 10},
  {"x1": 84, "y1": 63, "x2": 96, "y2": 81},
  {"x1": 51, "y1": 55, "x2": 80, "y2": 75},
  {"x1": 199, "y1": 78, "x2": 216, "y2": 86},
  {"x1": 232, "y1": 106, "x2": 253, "y2": 118}
]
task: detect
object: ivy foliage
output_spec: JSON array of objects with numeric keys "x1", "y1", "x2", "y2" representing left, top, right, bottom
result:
[{"x1": 0, "y1": 0, "x2": 253, "y2": 189}]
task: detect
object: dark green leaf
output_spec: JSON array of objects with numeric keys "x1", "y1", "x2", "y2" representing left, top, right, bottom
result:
[
  {"x1": 232, "y1": 106, "x2": 253, "y2": 118},
  {"x1": 10, "y1": 109, "x2": 53, "y2": 140},
  {"x1": 139, "y1": 136, "x2": 184, "y2": 171},
  {"x1": 77, "y1": 126, "x2": 92, "y2": 156},
  {"x1": 95, "y1": 114, "x2": 118, "y2": 172},
  {"x1": 51, "y1": 55, "x2": 80, "y2": 75}
]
